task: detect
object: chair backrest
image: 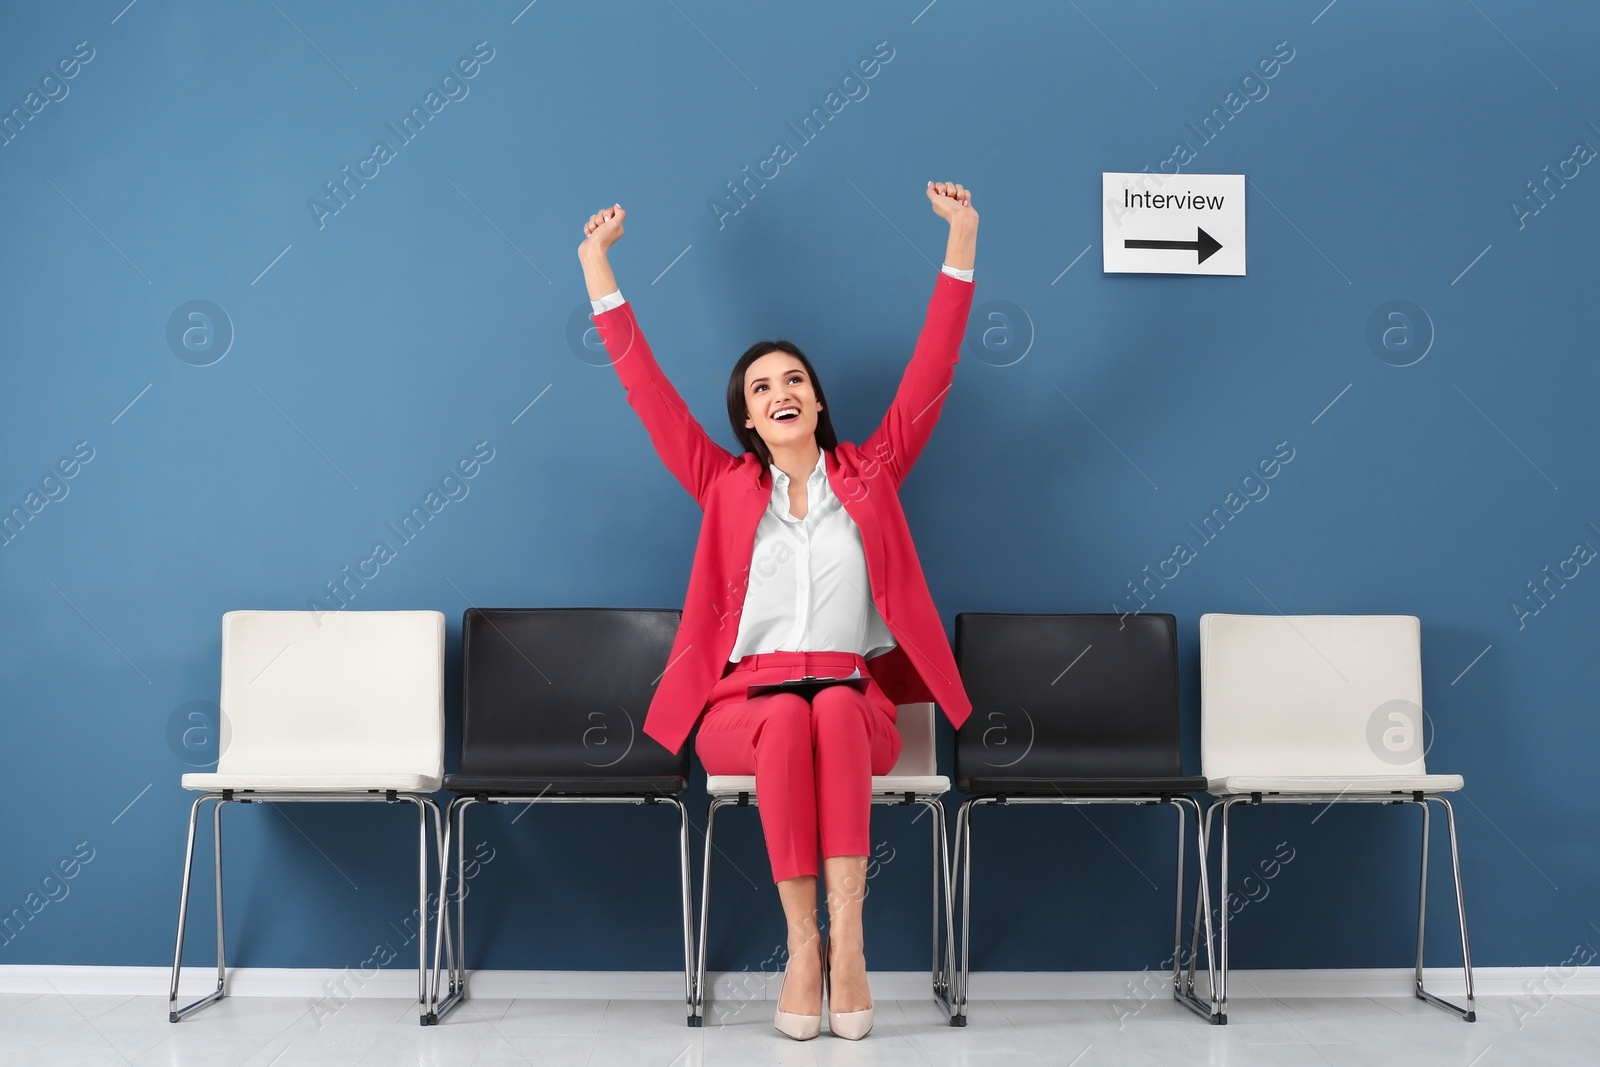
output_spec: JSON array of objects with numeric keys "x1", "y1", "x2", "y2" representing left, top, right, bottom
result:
[
  {"x1": 952, "y1": 612, "x2": 1183, "y2": 785},
  {"x1": 217, "y1": 610, "x2": 444, "y2": 778},
  {"x1": 1199, "y1": 613, "x2": 1428, "y2": 779},
  {"x1": 887, "y1": 702, "x2": 937, "y2": 777},
  {"x1": 459, "y1": 607, "x2": 688, "y2": 779}
]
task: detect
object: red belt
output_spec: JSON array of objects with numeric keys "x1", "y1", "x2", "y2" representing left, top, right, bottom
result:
[{"x1": 727, "y1": 650, "x2": 867, "y2": 674}]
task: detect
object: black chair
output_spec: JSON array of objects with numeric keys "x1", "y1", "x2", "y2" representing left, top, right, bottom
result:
[
  {"x1": 428, "y1": 608, "x2": 697, "y2": 1026},
  {"x1": 949, "y1": 612, "x2": 1219, "y2": 1024}
]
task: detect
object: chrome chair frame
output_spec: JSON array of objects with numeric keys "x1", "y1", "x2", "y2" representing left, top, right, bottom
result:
[
  {"x1": 169, "y1": 789, "x2": 445, "y2": 1025},
  {"x1": 429, "y1": 791, "x2": 696, "y2": 1025},
  {"x1": 1188, "y1": 791, "x2": 1475, "y2": 1022},
  {"x1": 952, "y1": 793, "x2": 1218, "y2": 1025},
  {"x1": 692, "y1": 790, "x2": 956, "y2": 1025}
]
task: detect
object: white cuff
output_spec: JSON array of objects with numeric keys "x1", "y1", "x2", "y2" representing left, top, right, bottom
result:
[
  {"x1": 591, "y1": 290, "x2": 626, "y2": 314},
  {"x1": 940, "y1": 264, "x2": 974, "y2": 282}
]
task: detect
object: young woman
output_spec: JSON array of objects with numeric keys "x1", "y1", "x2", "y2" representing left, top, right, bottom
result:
[{"x1": 577, "y1": 183, "x2": 977, "y2": 1040}]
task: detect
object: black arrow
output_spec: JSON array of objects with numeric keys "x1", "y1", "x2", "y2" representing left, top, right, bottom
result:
[{"x1": 1124, "y1": 228, "x2": 1222, "y2": 264}]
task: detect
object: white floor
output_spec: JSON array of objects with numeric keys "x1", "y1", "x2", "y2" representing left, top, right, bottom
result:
[{"x1": 2, "y1": 991, "x2": 1598, "y2": 1066}]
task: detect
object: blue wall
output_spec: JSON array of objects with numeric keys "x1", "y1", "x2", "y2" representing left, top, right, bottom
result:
[{"x1": 2, "y1": 0, "x2": 1596, "y2": 977}]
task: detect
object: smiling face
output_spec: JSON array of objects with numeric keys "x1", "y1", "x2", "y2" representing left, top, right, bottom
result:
[{"x1": 743, "y1": 349, "x2": 822, "y2": 450}]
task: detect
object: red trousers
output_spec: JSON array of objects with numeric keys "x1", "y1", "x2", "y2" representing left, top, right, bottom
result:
[{"x1": 696, "y1": 651, "x2": 902, "y2": 883}]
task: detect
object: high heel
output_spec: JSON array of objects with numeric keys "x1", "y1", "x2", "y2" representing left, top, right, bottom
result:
[
  {"x1": 773, "y1": 939, "x2": 821, "y2": 1041},
  {"x1": 824, "y1": 933, "x2": 874, "y2": 1040}
]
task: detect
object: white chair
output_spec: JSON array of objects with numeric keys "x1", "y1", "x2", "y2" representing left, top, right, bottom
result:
[
  {"x1": 693, "y1": 702, "x2": 955, "y2": 1023},
  {"x1": 168, "y1": 610, "x2": 447, "y2": 1025},
  {"x1": 1193, "y1": 613, "x2": 1474, "y2": 1021}
]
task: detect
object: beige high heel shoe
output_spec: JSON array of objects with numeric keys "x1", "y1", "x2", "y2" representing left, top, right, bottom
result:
[
  {"x1": 773, "y1": 939, "x2": 822, "y2": 1041},
  {"x1": 824, "y1": 934, "x2": 874, "y2": 1040}
]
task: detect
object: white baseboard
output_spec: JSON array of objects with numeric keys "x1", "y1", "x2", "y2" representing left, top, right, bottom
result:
[{"x1": 2, "y1": 965, "x2": 1597, "y2": 1003}]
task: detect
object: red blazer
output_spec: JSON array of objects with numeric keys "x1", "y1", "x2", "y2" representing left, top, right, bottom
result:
[{"x1": 595, "y1": 271, "x2": 976, "y2": 755}]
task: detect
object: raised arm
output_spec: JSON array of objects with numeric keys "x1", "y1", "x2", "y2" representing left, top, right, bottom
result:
[
  {"x1": 860, "y1": 182, "x2": 979, "y2": 487},
  {"x1": 579, "y1": 205, "x2": 736, "y2": 508}
]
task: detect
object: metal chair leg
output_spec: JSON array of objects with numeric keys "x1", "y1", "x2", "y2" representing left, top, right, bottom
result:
[
  {"x1": 412, "y1": 797, "x2": 429, "y2": 1020},
  {"x1": 213, "y1": 798, "x2": 226, "y2": 1001},
  {"x1": 927, "y1": 798, "x2": 956, "y2": 1016},
  {"x1": 1185, "y1": 803, "x2": 1207, "y2": 1005},
  {"x1": 951, "y1": 797, "x2": 981, "y2": 1026},
  {"x1": 917, "y1": 798, "x2": 957, "y2": 1022},
  {"x1": 412, "y1": 796, "x2": 449, "y2": 1025},
  {"x1": 1441, "y1": 797, "x2": 1477, "y2": 1018},
  {"x1": 170, "y1": 792, "x2": 448, "y2": 1025},
  {"x1": 1216, "y1": 797, "x2": 1237, "y2": 1020},
  {"x1": 169, "y1": 794, "x2": 226, "y2": 1023},
  {"x1": 928, "y1": 798, "x2": 942, "y2": 1001},
  {"x1": 1171, "y1": 798, "x2": 1186, "y2": 987},
  {"x1": 938, "y1": 798, "x2": 956, "y2": 1011},
  {"x1": 455, "y1": 799, "x2": 470, "y2": 1003},
  {"x1": 169, "y1": 795, "x2": 215, "y2": 1021},
  {"x1": 1207, "y1": 793, "x2": 1471, "y2": 1024},
  {"x1": 670, "y1": 797, "x2": 699, "y2": 1027},
  {"x1": 1413, "y1": 798, "x2": 1430, "y2": 1000},
  {"x1": 436, "y1": 799, "x2": 452, "y2": 1008},
  {"x1": 429, "y1": 796, "x2": 472, "y2": 1024},
  {"x1": 1414, "y1": 795, "x2": 1476, "y2": 1021},
  {"x1": 424, "y1": 796, "x2": 453, "y2": 1024},
  {"x1": 694, "y1": 797, "x2": 723, "y2": 1024},
  {"x1": 1192, "y1": 797, "x2": 1219, "y2": 1012},
  {"x1": 428, "y1": 795, "x2": 459, "y2": 1020},
  {"x1": 694, "y1": 792, "x2": 952, "y2": 1025},
  {"x1": 1169, "y1": 796, "x2": 1221, "y2": 1023}
]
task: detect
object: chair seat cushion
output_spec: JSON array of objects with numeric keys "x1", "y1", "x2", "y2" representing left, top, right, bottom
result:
[
  {"x1": 443, "y1": 773, "x2": 685, "y2": 797},
  {"x1": 181, "y1": 772, "x2": 442, "y2": 793},
  {"x1": 706, "y1": 774, "x2": 949, "y2": 798},
  {"x1": 1208, "y1": 773, "x2": 1464, "y2": 795},
  {"x1": 958, "y1": 775, "x2": 1208, "y2": 797}
]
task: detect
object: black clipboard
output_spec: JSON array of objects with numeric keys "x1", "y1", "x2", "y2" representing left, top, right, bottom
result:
[{"x1": 747, "y1": 669, "x2": 868, "y2": 701}]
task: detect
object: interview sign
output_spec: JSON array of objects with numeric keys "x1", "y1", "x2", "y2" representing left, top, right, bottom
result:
[{"x1": 1102, "y1": 172, "x2": 1246, "y2": 276}]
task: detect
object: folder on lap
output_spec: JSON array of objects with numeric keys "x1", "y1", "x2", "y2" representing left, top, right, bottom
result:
[{"x1": 747, "y1": 668, "x2": 868, "y2": 700}]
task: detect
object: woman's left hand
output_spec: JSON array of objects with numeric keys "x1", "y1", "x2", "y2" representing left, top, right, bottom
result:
[{"x1": 927, "y1": 181, "x2": 977, "y2": 228}]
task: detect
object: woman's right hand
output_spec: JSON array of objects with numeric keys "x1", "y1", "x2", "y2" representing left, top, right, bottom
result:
[{"x1": 579, "y1": 204, "x2": 625, "y2": 260}]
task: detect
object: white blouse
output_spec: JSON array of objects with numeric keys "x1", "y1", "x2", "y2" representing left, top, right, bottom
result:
[
  {"x1": 727, "y1": 447, "x2": 898, "y2": 662},
  {"x1": 590, "y1": 263, "x2": 975, "y2": 663}
]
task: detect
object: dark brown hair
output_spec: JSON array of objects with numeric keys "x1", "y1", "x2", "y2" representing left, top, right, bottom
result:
[{"x1": 725, "y1": 339, "x2": 838, "y2": 468}]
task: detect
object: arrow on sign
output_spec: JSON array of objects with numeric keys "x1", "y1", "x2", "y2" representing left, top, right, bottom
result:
[{"x1": 1124, "y1": 228, "x2": 1223, "y2": 264}]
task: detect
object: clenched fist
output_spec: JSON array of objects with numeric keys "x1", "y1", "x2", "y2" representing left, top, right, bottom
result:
[
  {"x1": 578, "y1": 203, "x2": 626, "y2": 260},
  {"x1": 927, "y1": 181, "x2": 977, "y2": 227}
]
